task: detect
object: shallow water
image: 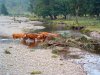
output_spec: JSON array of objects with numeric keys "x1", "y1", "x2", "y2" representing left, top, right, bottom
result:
[
  {"x1": 0, "y1": 39, "x2": 20, "y2": 44},
  {"x1": 75, "y1": 52, "x2": 100, "y2": 75},
  {"x1": 0, "y1": 16, "x2": 100, "y2": 75},
  {"x1": 56, "y1": 31, "x2": 100, "y2": 75}
]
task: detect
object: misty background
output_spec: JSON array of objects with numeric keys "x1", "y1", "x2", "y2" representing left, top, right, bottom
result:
[{"x1": 0, "y1": 0, "x2": 29, "y2": 15}]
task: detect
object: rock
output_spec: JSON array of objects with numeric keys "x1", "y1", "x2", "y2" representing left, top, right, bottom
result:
[
  {"x1": 71, "y1": 26, "x2": 85, "y2": 31},
  {"x1": 90, "y1": 31, "x2": 100, "y2": 41}
]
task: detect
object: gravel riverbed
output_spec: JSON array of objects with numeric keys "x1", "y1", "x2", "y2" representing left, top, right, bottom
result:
[{"x1": 0, "y1": 16, "x2": 86, "y2": 75}]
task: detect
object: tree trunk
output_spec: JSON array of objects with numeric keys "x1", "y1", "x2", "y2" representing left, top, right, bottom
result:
[
  {"x1": 64, "y1": 15, "x2": 67, "y2": 19},
  {"x1": 96, "y1": 13, "x2": 100, "y2": 20},
  {"x1": 13, "y1": 15, "x2": 16, "y2": 21},
  {"x1": 84, "y1": 14, "x2": 86, "y2": 17},
  {"x1": 75, "y1": 6, "x2": 79, "y2": 25},
  {"x1": 54, "y1": 15, "x2": 57, "y2": 20},
  {"x1": 49, "y1": 14, "x2": 54, "y2": 20},
  {"x1": 42, "y1": 16, "x2": 46, "y2": 19}
]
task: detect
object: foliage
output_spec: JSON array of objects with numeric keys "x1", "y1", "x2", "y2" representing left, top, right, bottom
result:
[
  {"x1": 29, "y1": 0, "x2": 100, "y2": 19},
  {"x1": 31, "y1": 70, "x2": 42, "y2": 75},
  {"x1": 5, "y1": 50, "x2": 11, "y2": 54},
  {"x1": 52, "y1": 54, "x2": 58, "y2": 58},
  {"x1": 0, "y1": 3, "x2": 9, "y2": 15},
  {"x1": 0, "y1": 0, "x2": 30, "y2": 15}
]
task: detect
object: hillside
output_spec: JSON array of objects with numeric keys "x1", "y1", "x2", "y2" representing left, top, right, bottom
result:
[{"x1": 0, "y1": 0, "x2": 30, "y2": 15}]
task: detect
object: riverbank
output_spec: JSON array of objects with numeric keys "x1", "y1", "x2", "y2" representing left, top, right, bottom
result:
[
  {"x1": 29, "y1": 16, "x2": 100, "y2": 32},
  {"x1": 0, "y1": 16, "x2": 86, "y2": 75},
  {"x1": 0, "y1": 43, "x2": 86, "y2": 75}
]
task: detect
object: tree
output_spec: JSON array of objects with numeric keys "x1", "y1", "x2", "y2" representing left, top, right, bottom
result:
[
  {"x1": 69, "y1": 0, "x2": 81, "y2": 24},
  {"x1": 29, "y1": 0, "x2": 100, "y2": 20},
  {"x1": 1, "y1": 3, "x2": 9, "y2": 15},
  {"x1": 31, "y1": 0, "x2": 63, "y2": 19},
  {"x1": 93, "y1": 0, "x2": 100, "y2": 17},
  {"x1": 57, "y1": 0, "x2": 70, "y2": 19},
  {"x1": 29, "y1": 0, "x2": 36, "y2": 14},
  {"x1": 33, "y1": 0, "x2": 70, "y2": 19}
]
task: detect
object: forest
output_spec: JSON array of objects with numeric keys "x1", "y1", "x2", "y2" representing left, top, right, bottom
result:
[
  {"x1": 0, "y1": 0, "x2": 100, "y2": 19},
  {"x1": 29, "y1": 0, "x2": 100, "y2": 20},
  {"x1": 0, "y1": 0, "x2": 29, "y2": 15}
]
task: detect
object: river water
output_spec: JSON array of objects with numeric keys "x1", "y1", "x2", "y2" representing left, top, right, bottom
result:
[
  {"x1": 0, "y1": 16, "x2": 100, "y2": 75},
  {"x1": 36, "y1": 22, "x2": 100, "y2": 75}
]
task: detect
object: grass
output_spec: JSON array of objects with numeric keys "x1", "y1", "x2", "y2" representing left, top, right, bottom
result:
[
  {"x1": 28, "y1": 16, "x2": 44, "y2": 22},
  {"x1": 51, "y1": 54, "x2": 58, "y2": 58},
  {"x1": 86, "y1": 26, "x2": 100, "y2": 32},
  {"x1": 51, "y1": 17, "x2": 100, "y2": 32},
  {"x1": 5, "y1": 50, "x2": 11, "y2": 54},
  {"x1": 52, "y1": 49, "x2": 59, "y2": 55},
  {"x1": 31, "y1": 70, "x2": 42, "y2": 75},
  {"x1": 29, "y1": 16, "x2": 100, "y2": 32}
]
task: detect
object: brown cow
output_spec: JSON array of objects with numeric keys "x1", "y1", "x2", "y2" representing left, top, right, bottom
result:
[
  {"x1": 23, "y1": 33, "x2": 39, "y2": 43},
  {"x1": 12, "y1": 33, "x2": 26, "y2": 39},
  {"x1": 37, "y1": 32, "x2": 60, "y2": 41},
  {"x1": 37, "y1": 32, "x2": 50, "y2": 42},
  {"x1": 39, "y1": 32, "x2": 49, "y2": 35}
]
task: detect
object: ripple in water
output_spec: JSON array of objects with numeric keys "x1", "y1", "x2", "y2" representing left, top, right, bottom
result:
[{"x1": 0, "y1": 39, "x2": 20, "y2": 44}]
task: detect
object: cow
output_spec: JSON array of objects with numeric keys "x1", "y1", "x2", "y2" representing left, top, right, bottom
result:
[
  {"x1": 37, "y1": 32, "x2": 60, "y2": 41},
  {"x1": 23, "y1": 33, "x2": 39, "y2": 43},
  {"x1": 12, "y1": 33, "x2": 26, "y2": 39},
  {"x1": 37, "y1": 32, "x2": 50, "y2": 42}
]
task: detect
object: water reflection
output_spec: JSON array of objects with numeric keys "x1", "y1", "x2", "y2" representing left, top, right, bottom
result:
[
  {"x1": 0, "y1": 38, "x2": 41, "y2": 48},
  {"x1": 0, "y1": 39, "x2": 19, "y2": 44},
  {"x1": 32, "y1": 23, "x2": 70, "y2": 33},
  {"x1": 21, "y1": 40, "x2": 40, "y2": 48}
]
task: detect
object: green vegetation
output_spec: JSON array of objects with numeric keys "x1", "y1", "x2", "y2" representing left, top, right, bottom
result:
[
  {"x1": 31, "y1": 70, "x2": 42, "y2": 75},
  {"x1": 0, "y1": 0, "x2": 29, "y2": 15},
  {"x1": 29, "y1": 0, "x2": 100, "y2": 20},
  {"x1": 29, "y1": 16, "x2": 100, "y2": 32},
  {"x1": 52, "y1": 49, "x2": 59, "y2": 55},
  {"x1": 51, "y1": 54, "x2": 58, "y2": 58},
  {"x1": 0, "y1": 3, "x2": 9, "y2": 15},
  {"x1": 28, "y1": 0, "x2": 100, "y2": 32},
  {"x1": 51, "y1": 17, "x2": 100, "y2": 32},
  {"x1": 5, "y1": 50, "x2": 11, "y2": 54}
]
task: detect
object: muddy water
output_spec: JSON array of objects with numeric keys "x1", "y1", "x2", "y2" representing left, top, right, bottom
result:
[{"x1": 0, "y1": 16, "x2": 100, "y2": 75}]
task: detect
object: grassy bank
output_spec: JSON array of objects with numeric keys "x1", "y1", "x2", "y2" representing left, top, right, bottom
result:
[{"x1": 29, "y1": 16, "x2": 100, "y2": 32}]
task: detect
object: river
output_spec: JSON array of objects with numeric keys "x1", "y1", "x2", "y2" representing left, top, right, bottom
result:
[{"x1": 0, "y1": 16, "x2": 100, "y2": 75}]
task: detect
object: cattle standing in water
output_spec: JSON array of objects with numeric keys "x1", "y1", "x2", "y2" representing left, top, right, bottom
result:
[
  {"x1": 12, "y1": 33, "x2": 26, "y2": 39},
  {"x1": 37, "y1": 32, "x2": 60, "y2": 41},
  {"x1": 23, "y1": 33, "x2": 39, "y2": 43},
  {"x1": 12, "y1": 32, "x2": 60, "y2": 48},
  {"x1": 37, "y1": 32, "x2": 49, "y2": 42}
]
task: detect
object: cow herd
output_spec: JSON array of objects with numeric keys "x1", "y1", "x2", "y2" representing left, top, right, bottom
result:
[{"x1": 12, "y1": 32, "x2": 59, "y2": 47}]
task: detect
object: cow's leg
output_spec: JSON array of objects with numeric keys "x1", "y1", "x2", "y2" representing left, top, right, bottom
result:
[
  {"x1": 33, "y1": 38, "x2": 35, "y2": 43},
  {"x1": 43, "y1": 36, "x2": 47, "y2": 42}
]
